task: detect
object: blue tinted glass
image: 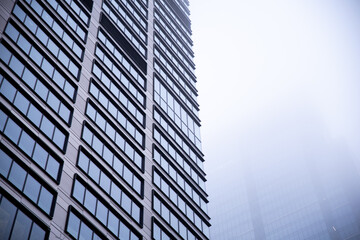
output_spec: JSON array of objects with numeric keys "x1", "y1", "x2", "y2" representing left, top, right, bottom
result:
[
  {"x1": 1, "y1": 79, "x2": 17, "y2": 102},
  {"x1": 53, "y1": 128, "x2": 65, "y2": 150},
  {"x1": 119, "y1": 222, "x2": 130, "y2": 240},
  {"x1": 29, "y1": 223, "x2": 46, "y2": 240},
  {"x1": 23, "y1": 174, "x2": 41, "y2": 203},
  {"x1": 95, "y1": 201, "x2": 108, "y2": 224},
  {"x1": 84, "y1": 190, "x2": 96, "y2": 214},
  {"x1": 34, "y1": 81, "x2": 49, "y2": 101},
  {"x1": 22, "y1": 69, "x2": 36, "y2": 89},
  {"x1": 0, "y1": 149, "x2": 12, "y2": 177},
  {"x1": 38, "y1": 187, "x2": 53, "y2": 213},
  {"x1": 59, "y1": 104, "x2": 70, "y2": 123},
  {"x1": 11, "y1": 211, "x2": 32, "y2": 240},
  {"x1": 40, "y1": 117, "x2": 54, "y2": 137},
  {"x1": 89, "y1": 161, "x2": 100, "y2": 182},
  {"x1": 0, "y1": 197, "x2": 17, "y2": 239},
  {"x1": 0, "y1": 110, "x2": 6, "y2": 131},
  {"x1": 14, "y1": 92, "x2": 30, "y2": 114},
  {"x1": 46, "y1": 156, "x2": 59, "y2": 179},
  {"x1": 18, "y1": 131, "x2": 35, "y2": 156},
  {"x1": 108, "y1": 211, "x2": 119, "y2": 236},
  {"x1": 0, "y1": 44, "x2": 11, "y2": 64},
  {"x1": 32, "y1": 144, "x2": 48, "y2": 169},
  {"x1": 67, "y1": 212, "x2": 80, "y2": 239},
  {"x1": 9, "y1": 161, "x2": 27, "y2": 190},
  {"x1": 73, "y1": 179, "x2": 85, "y2": 202},
  {"x1": 27, "y1": 105, "x2": 42, "y2": 127},
  {"x1": 4, "y1": 119, "x2": 21, "y2": 144},
  {"x1": 29, "y1": 48, "x2": 43, "y2": 66},
  {"x1": 17, "y1": 35, "x2": 31, "y2": 54},
  {"x1": 47, "y1": 92, "x2": 60, "y2": 112},
  {"x1": 79, "y1": 221, "x2": 92, "y2": 240}
]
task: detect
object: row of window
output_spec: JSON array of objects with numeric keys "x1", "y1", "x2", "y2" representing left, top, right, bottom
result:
[
  {"x1": 72, "y1": 178, "x2": 140, "y2": 240},
  {"x1": 0, "y1": 148, "x2": 55, "y2": 216},
  {"x1": 103, "y1": 2, "x2": 146, "y2": 57},
  {"x1": 42, "y1": 0, "x2": 86, "y2": 41},
  {"x1": 88, "y1": 83, "x2": 144, "y2": 146},
  {"x1": 77, "y1": 149, "x2": 142, "y2": 224},
  {"x1": 154, "y1": 61, "x2": 197, "y2": 103},
  {"x1": 175, "y1": 0, "x2": 190, "y2": 17},
  {"x1": 153, "y1": 129, "x2": 207, "y2": 210},
  {"x1": 155, "y1": 34, "x2": 194, "y2": 78},
  {"x1": 115, "y1": 0, "x2": 147, "y2": 29},
  {"x1": 153, "y1": 194, "x2": 199, "y2": 240},
  {"x1": 155, "y1": 47, "x2": 195, "y2": 93},
  {"x1": 85, "y1": 102, "x2": 143, "y2": 169},
  {"x1": 154, "y1": 17, "x2": 193, "y2": 61},
  {"x1": 94, "y1": 46, "x2": 145, "y2": 106},
  {"x1": 0, "y1": 108, "x2": 62, "y2": 182},
  {"x1": 154, "y1": 80, "x2": 202, "y2": 158},
  {"x1": 154, "y1": 25, "x2": 193, "y2": 69},
  {"x1": 11, "y1": 7, "x2": 80, "y2": 79},
  {"x1": 154, "y1": 107, "x2": 201, "y2": 165},
  {"x1": 154, "y1": 111, "x2": 205, "y2": 189},
  {"x1": 154, "y1": 3, "x2": 191, "y2": 48},
  {"x1": 153, "y1": 147, "x2": 207, "y2": 213},
  {"x1": 128, "y1": 0, "x2": 147, "y2": 17},
  {"x1": 81, "y1": 123, "x2": 142, "y2": 195},
  {"x1": 20, "y1": 0, "x2": 83, "y2": 59},
  {"x1": 0, "y1": 193, "x2": 48, "y2": 240},
  {"x1": 66, "y1": 207, "x2": 105, "y2": 240},
  {"x1": 63, "y1": 0, "x2": 90, "y2": 26},
  {"x1": 155, "y1": 73, "x2": 198, "y2": 125},
  {"x1": 89, "y1": 76, "x2": 144, "y2": 126},
  {"x1": 153, "y1": 220, "x2": 173, "y2": 240},
  {"x1": 157, "y1": 0, "x2": 191, "y2": 36},
  {"x1": 0, "y1": 56, "x2": 72, "y2": 125},
  {"x1": 153, "y1": 170, "x2": 210, "y2": 237},
  {"x1": 0, "y1": 75, "x2": 67, "y2": 151},
  {"x1": 107, "y1": 0, "x2": 146, "y2": 38},
  {"x1": 98, "y1": 30, "x2": 145, "y2": 89},
  {"x1": 1, "y1": 35, "x2": 76, "y2": 101}
]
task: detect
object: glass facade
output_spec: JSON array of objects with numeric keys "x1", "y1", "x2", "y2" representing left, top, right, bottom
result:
[{"x1": 0, "y1": 0, "x2": 209, "y2": 239}]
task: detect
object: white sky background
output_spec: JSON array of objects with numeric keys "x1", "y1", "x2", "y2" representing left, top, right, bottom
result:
[{"x1": 189, "y1": 0, "x2": 360, "y2": 235}]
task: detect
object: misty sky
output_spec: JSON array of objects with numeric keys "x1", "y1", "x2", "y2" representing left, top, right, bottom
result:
[{"x1": 189, "y1": 0, "x2": 360, "y2": 237}]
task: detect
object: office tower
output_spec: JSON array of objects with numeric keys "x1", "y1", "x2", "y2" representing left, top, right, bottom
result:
[
  {"x1": 0, "y1": 0, "x2": 210, "y2": 239},
  {"x1": 208, "y1": 117, "x2": 360, "y2": 240}
]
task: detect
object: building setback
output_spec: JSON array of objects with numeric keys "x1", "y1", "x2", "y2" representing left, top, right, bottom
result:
[{"x1": 0, "y1": 0, "x2": 210, "y2": 239}]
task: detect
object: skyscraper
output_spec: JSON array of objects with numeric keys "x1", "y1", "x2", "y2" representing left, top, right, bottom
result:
[{"x1": 0, "y1": 0, "x2": 210, "y2": 239}]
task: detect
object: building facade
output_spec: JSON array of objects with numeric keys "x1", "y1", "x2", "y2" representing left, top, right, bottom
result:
[{"x1": 0, "y1": 0, "x2": 210, "y2": 239}]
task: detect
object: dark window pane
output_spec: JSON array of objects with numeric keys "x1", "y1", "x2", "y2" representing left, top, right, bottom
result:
[
  {"x1": 107, "y1": 211, "x2": 119, "y2": 236},
  {"x1": 121, "y1": 194, "x2": 131, "y2": 213},
  {"x1": 0, "y1": 149, "x2": 12, "y2": 177},
  {"x1": 23, "y1": 174, "x2": 41, "y2": 203},
  {"x1": 8, "y1": 161, "x2": 26, "y2": 190},
  {"x1": 17, "y1": 35, "x2": 31, "y2": 54},
  {"x1": 89, "y1": 161, "x2": 100, "y2": 183},
  {"x1": 110, "y1": 182, "x2": 121, "y2": 202},
  {"x1": 34, "y1": 81, "x2": 49, "y2": 101},
  {"x1": 29, "y1": 223, "x2": 46, "y2": 240},
  {"x1": 32, "y1": 144, "x2": 48, "y2": 169},
  {"x1": 53, "y1": 128, "x2": 65, "y2": 150},
  {"x1": 29, "y1": 48, "x2": 43, "y2": 66},
  {"x1": 67, "y1": 212, "x2": 80, "y2": 239},
  {"x1": 79, "y1": 221, "x2": 92, "y2": 240},
  {"x1": 38, "y1": 187, "x2": 53, "y2": 214},
  {"x1": 0, "y1": 196, "x2": 17, "y2": 239},
  {"x1": 22, "y1": 69, "x2": 36, "y2": 89},
  {"x1": 59, "y1": 104, "x2": 70, "y2": 123},
  {"x1": 0, "y1": 109, "x2": 7, "y2": 131},
  {"x1": 41, "y1": 59, "x2": 54, "y2": 77},
  {"x1": 84, "y1": 190, "x2": 96, "y2": 214},
  {"x1": 47, "y1": 93, "x2": 60, "y2": 112},
  {"x1": 119, "y1": 222, "x2": 130, "y2": 240},
  {"x1": 14, "y1": 92, "x2": 30, "y2": 114},
  {"x1": 95, "y1": 201, "x2": 107, "y2": 225},
  {"x1": 1, "y1": 79, "x2": 16, "y2": 102},
  {"x1": 40, "y1": 117, "x2": 54, "y2": 138},
  {"x1": 99, "y1": 172, "x2": 110, "y2": 193},
  {"x1": 18, "y1": 131, "x2": 35, "y2": 156},
  {"x1": 73, "y1": 179, "x2": 85, "y2": 202},
  {"x1": 46, "y1": 156, "x2": 59, "y2": 180},
  {"x1": 11, "y1": 211, "x2": 32, "y2": 240},
  {"x1": 27, "y1": 105, "x2": 42, "y2": 127}
]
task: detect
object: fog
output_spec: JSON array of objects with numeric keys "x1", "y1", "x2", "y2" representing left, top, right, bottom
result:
[{"x1": 190, "y1": 0, "x2": 360, "y2": 239}]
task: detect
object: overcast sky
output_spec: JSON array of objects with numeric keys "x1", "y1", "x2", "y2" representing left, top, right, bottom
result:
[{"x1": 189, "y1": 0, "x2": 360, "y2": 236}]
